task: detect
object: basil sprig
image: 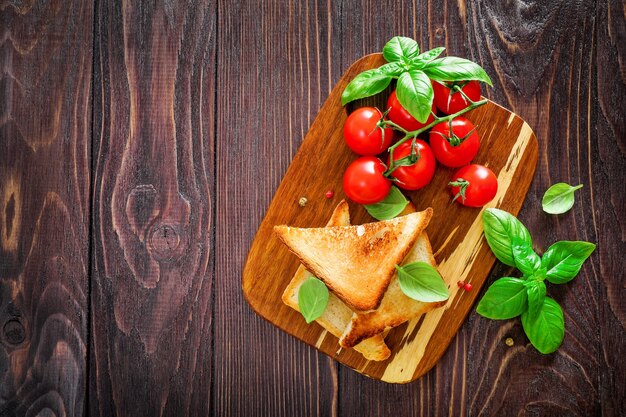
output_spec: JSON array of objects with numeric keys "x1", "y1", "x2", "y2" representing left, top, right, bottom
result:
[
  {"x1": 364, "y1": 186, "x2": 409, "y2": 220},
  {"x1": 542, "y1": 183, "x2": 583, "y2": 214},
  {"x1": 477, "y1": 208, "x2": 595, "y2": 354},
  {"x1": 342, "y1": 36, "x2": 492, "y2": 123},
  {"x1": 298, "y1": 277, "x2": 329, "y2": 323},
  {"x1": 396, "y1": 262, "x2": 449, "y2": 302}
]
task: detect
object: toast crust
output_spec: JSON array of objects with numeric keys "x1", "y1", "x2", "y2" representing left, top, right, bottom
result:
[{"x1": 274, "y1": 208, "x2": 433, "y2": 311}]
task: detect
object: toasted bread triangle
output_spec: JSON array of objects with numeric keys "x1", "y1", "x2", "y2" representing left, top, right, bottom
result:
[
  {"x1": 281, "y1": 200, "x2": 391, "y2": 361},
  {"x1": 274, "y1": 207, "x2": 433, "y2": 311}
]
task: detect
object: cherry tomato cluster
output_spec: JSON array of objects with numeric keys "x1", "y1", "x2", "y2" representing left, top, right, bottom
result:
[{"x1": 342, "y1": 80, "x2": 498, "y2": 207}]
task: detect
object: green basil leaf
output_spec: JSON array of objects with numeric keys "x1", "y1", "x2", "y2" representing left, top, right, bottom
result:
[
  {"x1": 541, "y1": 241, "x2": 596, "y2": 284},
  {"x1": 521, "y1": 297, "x2": 564, "y2": 354},
  {"x1": 377, "y1": 62, "x2": 405, "y2": 77},
  {"x1": 298, "y1": 277, "x2": 329, "y2": 323},
  {"x1": 382, "y1": 36, "x2": 419, "y2": 63},
  {"x1": 341, "y1": 69, "x2": 393, "y2": 105},
  {"x1": 482, "y1": 208, "x2": 533, "y2": 267},
  {"x1": 396, "y1": 70, "x2": 434, "y2": 123},
  {"x1": 396, "y1": 262, "x2": 449, "y2": 302},
  {"x1": 512, "y1": 237, "x2": 541, "y2": 276},
  {"x1": 525, "y1": 280, "x2": 547, "y2": 321},
  {"x1": 542, "y1": 183, "x2": 583, "y2": 214},
  {"x1": 422, "y1": 56, "x2": 493, "y2": 86},
  {"x1": 364, "y1": 186, "x2": 409, "y2": 221},
  {"x1": 476, "y1": 277, "x2": 528, "y2": 319},
  {"x1": 411, "y1": 47, "x2": 446, "y2": 67}
]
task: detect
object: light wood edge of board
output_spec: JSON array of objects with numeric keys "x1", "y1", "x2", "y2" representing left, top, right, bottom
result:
[{"x1": 241, "y1": 53, "x2": 539, "y2": 384}]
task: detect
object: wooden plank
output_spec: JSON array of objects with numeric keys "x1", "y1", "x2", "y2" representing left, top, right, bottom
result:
[
  {"x1": 212, "y1": 0, "x2": 341, "y2": 415},
  {"x1": 0, "y1": 1, "x2": 93, "y2": 416},
  {"x1": 243, "y1": 52, "x2": 538, "y2": 383},
  {"x1": 89, "y1": 1, "x2": 216, "y2": 415},
  {"x1": 595, "y1": 1, "x2": 626, "y2": 415}
]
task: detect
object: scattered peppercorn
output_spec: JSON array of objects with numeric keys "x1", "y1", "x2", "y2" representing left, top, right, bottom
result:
[
  {"x1": 463, "y1": 283, "x2": 473, "y2": 292},
  {"x1": 457, "y1": 280, "x2": 465, "y2": 288},
  {"x1": 505, "y1": 337, "x2": 514, "y2": 347},
  {"x1": 325, "y1": 190, "x2": 335, "y2": 199},
  {"x1": 298, "y1": 197, "x2": 308, "y2": 207}
]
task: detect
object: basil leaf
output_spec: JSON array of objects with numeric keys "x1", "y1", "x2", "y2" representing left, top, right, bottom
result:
[
  {"x1": 364, "y1": 186, "x2": 409, "y2": 221},
  {"x1": 377, "y1": 62, "x2": 405, "y2": 77},
  {"x1": 476, "y1": 277, "x2": 528, "y2": 319},
  {"x1": 542, "y1": 183, "x2": 583, "y2": 214},
  {"x1": 298, "y1": 277, "x2": 329, "y2": 323},
  {"x1": 482, "y1": 208, "x2": 533, "y2": 267},
  {"x1": 396, "y1": 70, "x2": 434, "y2": 123},
  {"x1": 382, "y1": 36, "x2": 419, "y2": 63},
  {"x1": 396, "y1": 262, "x2": 449, "y2": 302},
  {"x1": 411, "y1": 47, "x2": 446, "y2": 67},
  {"x1": 422, "y1": 56, "x2": 493, "y2": 86},
  {"x1": 341, "y1": 69, "x2": 393, "y2": 105},
  {"x1": 541, "y1": 241, "x2": 596, "y2": 284},
  {"x1": 512, "y1": 237, "x2": 541, "y2": 276},
  {"x1": 521, "y1": 297, "x2": 564, "y2": 354},
  {"x1": 525, "y1": 280, "x2": 547, "y2": 321}
]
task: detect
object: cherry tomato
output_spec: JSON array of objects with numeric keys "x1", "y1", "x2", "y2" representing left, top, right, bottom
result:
[
  {"x1": 386, "y1": 90, "x2": 436, "y2": 132},
  {"x1": 429, "y1": 116, "x2": 480, "y2": 168},
  {"x1": 344, "y1": 107, "x2": 393, "y2": 155},
  {"x1": 343, "y1": 156, "x2": 391, "y2": 204},
  {"x1": 449, "y1": 164, "x2": 498, "y2": 207},
  {"x1": 432, "y1": 80, "x2": 481, "y2": 115},
  {"x1": 388, "y1": 140, "x2": 436, "y2": 190}
]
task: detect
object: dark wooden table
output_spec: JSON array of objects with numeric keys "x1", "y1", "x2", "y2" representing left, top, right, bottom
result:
[{"x1": 1, "y1": 1, "x2": 624, "y2": 416}]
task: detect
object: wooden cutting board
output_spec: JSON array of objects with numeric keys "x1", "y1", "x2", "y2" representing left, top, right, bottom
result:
[{"x1": 242, "y1": 53, "x2": 538, "y2": 383}]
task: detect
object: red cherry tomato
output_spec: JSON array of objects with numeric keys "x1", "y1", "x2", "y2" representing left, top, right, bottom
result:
[
  {"x1": 432, "y1": 80, "x2": 481, "y2": 115},
  {"x1": 343, "y1": 156, "x2": 391, "y2": 204},
  {"x1": 344, "y1": 107, "x2": 394, "y2": 155},
  {"x1": 388, "y1": 140, "x2": 436, "y2": 190},
  {"x1": 429, "y1": 116, "x2": 480, "y2": 168},
  {"x1": 449, "y1": 164, "x2": 498, "y2": 207},
  {"x1": 386, "y1": 90, "x2": 436, "y2": 132}
]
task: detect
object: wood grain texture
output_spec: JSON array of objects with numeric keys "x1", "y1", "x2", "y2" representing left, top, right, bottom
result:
[
  {"x1": 0, "y1": 0, "x2": 622, "y2": 415},
  {"x1": 0, "y1": 1, "x2": 92, "y2": 416},
  {"x1": 90, "y1": 1, "x2": 216, "y2": 415},
  {"x1": 213, "y1": 1, "x2": 340, "y2": 416},
  {"x1": 243, "y1": 52, "x2": 538, "y2": 383}
]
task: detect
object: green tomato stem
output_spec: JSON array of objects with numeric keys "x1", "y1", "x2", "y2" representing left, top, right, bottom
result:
[{"x1": 385, "y1": 98, "x2": 488, "y2": 175}]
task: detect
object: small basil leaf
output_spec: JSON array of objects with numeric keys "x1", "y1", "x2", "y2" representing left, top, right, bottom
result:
[
  {"x1": 341, "y1": 69, "x2": 393, "y2": 105},
  {"x1": 476, "y1": 277, "x2": 528, "y2": 319},
  {"x1": 422, "y1": 56, "x2": 493, "y2": 86},
  {"x1": 382, "y1": 36, "x2": 419, "y2": 63},
  {"x1": 482, "y1": 208, "x2": 533, "y2": 267},
  {"x1": 377, "y1": 62, "x2": 405, "y2": 77},
  {"x1": 298, "y1": 277, "x2": 329, "y2": 323},
  {"x1": 526, "y1": 280, "x2": 547, "y2": 321},
  {"x1": 364, "y1": 186, "x2": 409, "y2": 221},
  {"x1": 542, "y1": 183, "x2": 583, "y2": 214},
  {"x1": 512, "y1": 237, "x2": 541, "y2": 276},
  {"x1": 396, "y1": 70, "x2": 434, "y2": 123},
  {"x1": 521, "y1": 297, "x2": 564, "y2": 354},
  {"x1": 411, "y1": 47, "x2": 446, "y2": 67},
  {"x1": 541, "y1": 241, "x2": 596, "y2": 284},
  {"x1": 396, "y1": 262, "x2": 449, "y2": 302}
]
